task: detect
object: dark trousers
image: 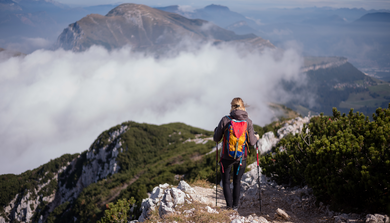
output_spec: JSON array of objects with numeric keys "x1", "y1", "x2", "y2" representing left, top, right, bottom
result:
[{"x1": 220, "y1": 158, "x2": 247, "y2": 208}]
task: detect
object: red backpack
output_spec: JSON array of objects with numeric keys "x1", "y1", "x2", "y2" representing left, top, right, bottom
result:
[{"x1": 220, "y1": 116, "x2": 248, "y2": 175}]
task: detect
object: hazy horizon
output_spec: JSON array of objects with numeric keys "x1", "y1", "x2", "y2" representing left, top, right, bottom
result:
[{"x1": 59, "y1": 0, "x2": 390, "y2": 11}]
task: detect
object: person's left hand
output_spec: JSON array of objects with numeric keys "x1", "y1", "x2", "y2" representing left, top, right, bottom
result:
[{"x1": 254, "y1": 132, "x2": 260, "y2": 141}]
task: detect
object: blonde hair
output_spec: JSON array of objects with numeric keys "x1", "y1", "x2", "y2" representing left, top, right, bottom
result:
[{"x1": 230, "y1": 97, "x2": 246, "y2": 112}]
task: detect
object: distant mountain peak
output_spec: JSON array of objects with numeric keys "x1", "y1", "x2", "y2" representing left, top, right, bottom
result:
[
  {"x1": 106, "y1": 3, "x2": 153, "y2": 17},
  {"x1": 204, "y1": 4, "x2": 230, "y2": 11},
  {"x1": 57, "y1": 3, "x2": 269, "y2": 52}
]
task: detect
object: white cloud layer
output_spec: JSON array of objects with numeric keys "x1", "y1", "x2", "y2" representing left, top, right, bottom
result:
[{"x1": 0, "y1": 43, "x2": 305, "y2": 175}]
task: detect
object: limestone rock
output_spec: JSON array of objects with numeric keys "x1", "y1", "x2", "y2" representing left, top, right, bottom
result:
[
  {"x1": 276, "y1": 116, "x2": 310, "y2": 139},
  {"x1": 150, "y1": 186, "x2": 164, "y2": 202},
  {"x1": 276, "y1": 208, "x2": 290, "y2": 220},
  {"x1": 255, "y1": 116, "x2": 311, "y2": 156},
  {"x1": 205, "y1": 206, "x2": 219, "y2": 214},
  {"x1": 158, "y1": 201, "x2": 175, "y2": 218},
  {"x1": 157, "y1": 187, "x2": 186, "y2": 218},
  {"x1": 256, "y1": 132, "x2": 279, "y2": 154},
  {"x1": 159, "y1": 183, "x2": 169, "y2": 189},
  {"x1": 177, "y1": 180, "x2": 196, "y2": 194},
  {"x1": 138, "y1": 198, "x2": 156, "y2": 222},
  {"x1": 258, "y1": 216, "x2": 269, "y2": 223},
  {"x1": 183, "y1": 208, "x2": 195, "y2": 214},
  {"x1": 366, "y1": 214, "x2": 390, "y2": 223},
  {"x1": 170, "y1": 188, "x2": 185, "y2": 205}
]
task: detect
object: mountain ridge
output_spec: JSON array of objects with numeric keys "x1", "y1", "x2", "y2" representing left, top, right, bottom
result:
[
  {"x1": 0, "y1": 121, "x2": 215, "y2": 222},
  {"x1": 56, "y1": 3, "x2": 273, "y2": 52},
  {"x1": 1, "y1": 106, "x2": 389, "y2": 222}
]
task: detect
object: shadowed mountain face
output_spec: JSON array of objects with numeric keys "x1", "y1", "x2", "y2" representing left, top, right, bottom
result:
[{"x1": 57, "y1": 3, "x2": 272, "y2": 52}]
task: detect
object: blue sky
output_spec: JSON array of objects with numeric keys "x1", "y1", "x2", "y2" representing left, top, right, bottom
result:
[{"x1": 59, "y1": 0, "x2": 390, "y2": 10}]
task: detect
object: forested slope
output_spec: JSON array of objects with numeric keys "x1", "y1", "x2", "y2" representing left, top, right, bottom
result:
[{"x1": 0, "y1": 121, "x2": 216, "y2": 222}]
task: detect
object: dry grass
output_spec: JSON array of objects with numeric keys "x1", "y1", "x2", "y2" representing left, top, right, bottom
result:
[
  {"x1": 144, "y1": 200, "x2": 236, "y2": 223},
  {"x1": 189, "y1": 179, "x2": 214, "y2": 188}
]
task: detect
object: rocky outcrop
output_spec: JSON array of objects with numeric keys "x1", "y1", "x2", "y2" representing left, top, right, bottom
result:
[
  {"x1": 365, "y1": 214, "x2": 390, "y2": 223},
  {"x1": 256, "y1": 116, "x2": 311, "y2": 154},
  {"x1": 183, "y1": 134, "x2": 213, "y2": 144},
  {"x1": 56, "y1": 22, "x2": 85, "y2": 51},
  {"x1": 1, "y1": 124, "x2": 129, "y2": 223},
  {"x1": 59, "y1": 126, "x2": 128, "y2": 208},
  {"x1": 135, "y1": 180, "x2": 270, "y2": 223},
  {"x1": 302, "y1": 57, "x2": 348, "y2": 72},
  {"x1": 58, "y1": 125, "x2": 127, "y2": 204},
  {"x1": 1, "y1": 167, "x2": 66, "y2": 223}
]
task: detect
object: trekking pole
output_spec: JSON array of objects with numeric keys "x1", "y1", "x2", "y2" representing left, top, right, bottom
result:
[
  {"x1": 215, "y1": 142, "x2": 218, "y2": 207},
  {"x1": 256, "y1": 144, "x2": 262, "y2": 213}
]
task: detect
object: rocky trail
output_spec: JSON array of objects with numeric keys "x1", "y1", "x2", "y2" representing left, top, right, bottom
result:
[
  {"x1": 133, "y1": 116, "x2": 389, "y2": 223},
  {"x1": 135, "y1": 164, "x2": 388, "y2": 223},
  {"x1": 191, "y1": 171, "x2": 333, "y2": 223}
]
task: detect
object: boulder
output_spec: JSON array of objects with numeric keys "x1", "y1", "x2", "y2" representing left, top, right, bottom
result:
[
  {"x1": 150, "y1": 186, "x2": 163, "y2": 202},
  {"x1": 158, "y1": 187, "x2": 185, "y2": 218},
  {"x1": 276, "y1": 208, "x2": 290, "y2": 220},
  {"x1": 177, "y1": 180, "x2": 196, "y2": 194},
  {"x1": 138, "y1": 198, "x2": 156, "y2": 222}
]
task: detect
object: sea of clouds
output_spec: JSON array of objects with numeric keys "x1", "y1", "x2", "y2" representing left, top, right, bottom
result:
[{"x1": 0, "y1": 43, "x2": 306, "y2": 174}]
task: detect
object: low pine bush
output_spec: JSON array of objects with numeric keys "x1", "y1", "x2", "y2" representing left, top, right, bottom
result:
[
  {"x1": 261, "y1": 104, "x2": 390, "y2": 213},
  {"x1": 98, "y1": 198, "x2": 135, "y2": 223}
]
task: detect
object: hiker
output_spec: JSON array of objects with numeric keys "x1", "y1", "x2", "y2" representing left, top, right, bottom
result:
[{"x1": 213, "y1": 97, "x2": 259, "y2": 210}]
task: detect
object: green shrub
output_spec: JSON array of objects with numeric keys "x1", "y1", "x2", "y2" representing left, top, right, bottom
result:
[
  {"x1": 260, "y1": 104, "x2": 390, "y2": 213},
  {"x1": 97, "y1": 198, "x2": 135, "y2": 223}
]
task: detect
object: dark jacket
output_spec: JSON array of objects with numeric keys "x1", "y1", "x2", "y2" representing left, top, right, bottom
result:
[{"x1": 213, "y1": 110, "x2": 256, "y2": 161}]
